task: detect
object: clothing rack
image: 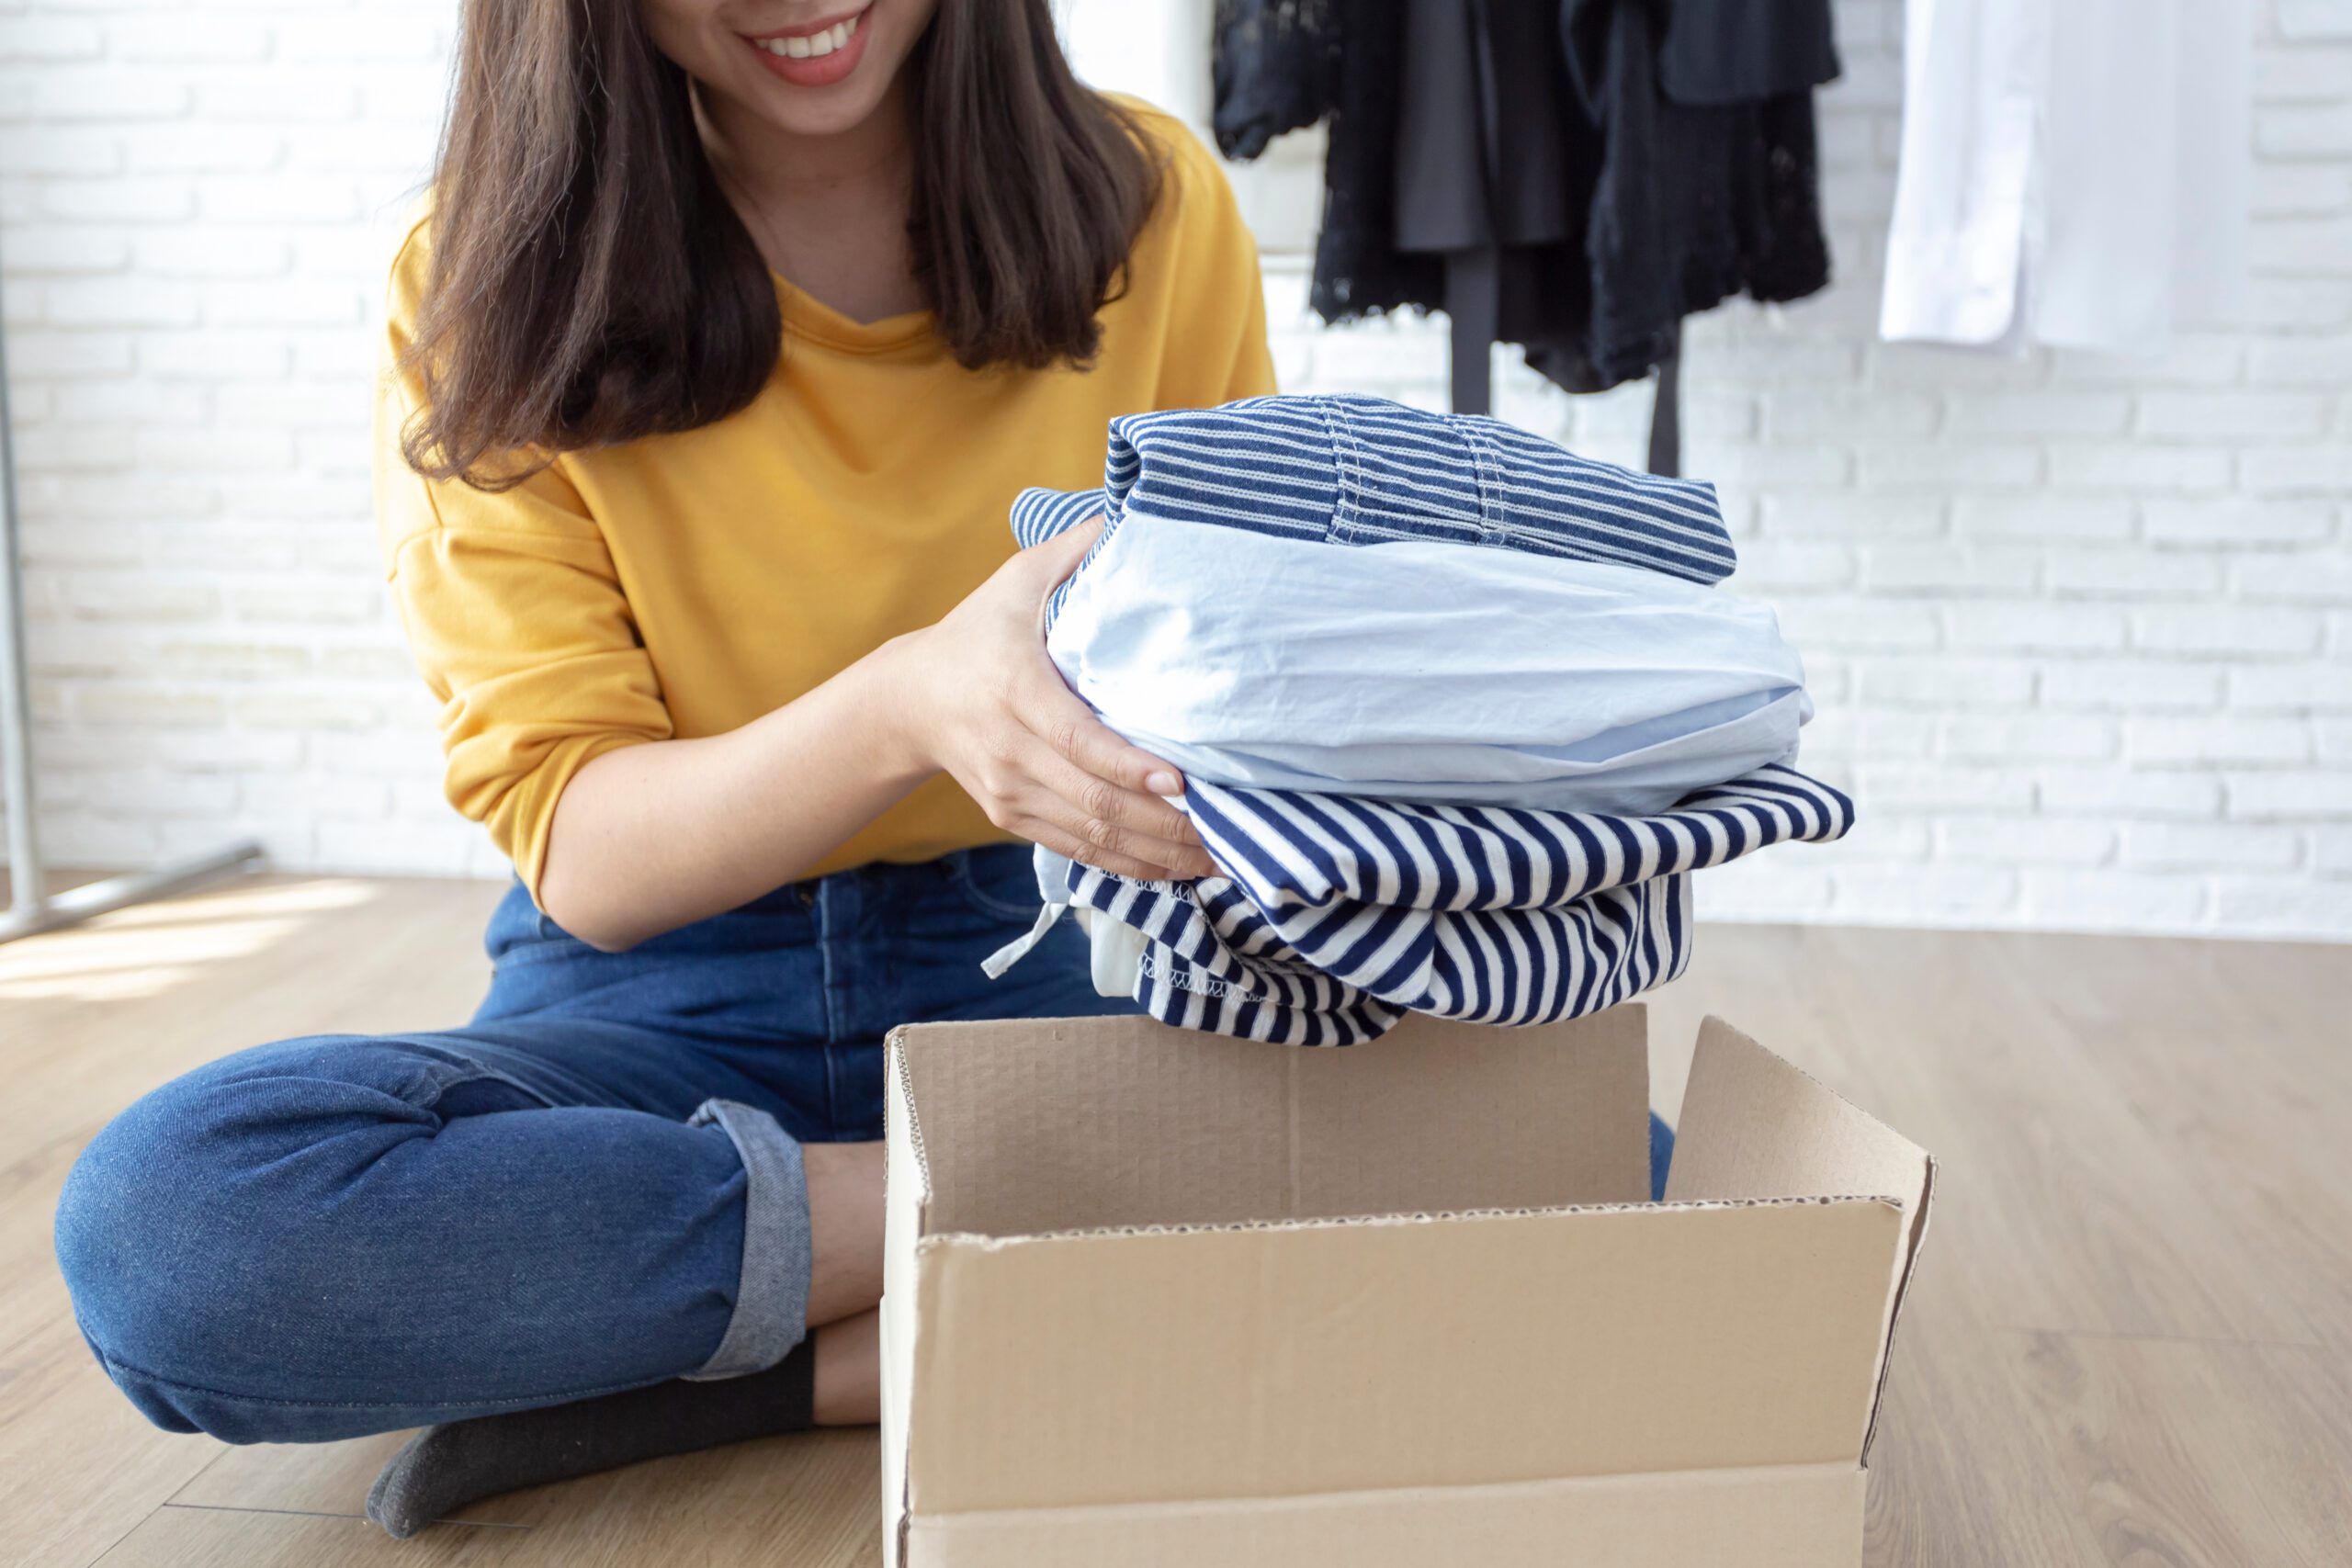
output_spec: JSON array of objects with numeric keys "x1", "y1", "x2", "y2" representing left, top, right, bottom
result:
[
  {"x1": 0, "y1": 248, "x2": 262, "y2": 942},
  {"x1": 1448, "y1": 310, "x2": 1682, "y2": 479}
]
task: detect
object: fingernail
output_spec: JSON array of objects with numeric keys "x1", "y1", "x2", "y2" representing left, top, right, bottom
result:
[{"x1": 1145, "y1": 771, "x2": 1181, "y2": 795}]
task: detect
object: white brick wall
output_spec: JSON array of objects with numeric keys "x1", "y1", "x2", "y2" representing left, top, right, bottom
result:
[
  {"x1": 2, "y1": 0, "x2": 2348, "y2": 938},
  {"x1": 1, "y1": 0, "x2": 479, "y2": 875}
]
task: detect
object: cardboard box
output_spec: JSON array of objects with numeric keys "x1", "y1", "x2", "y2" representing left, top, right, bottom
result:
[{"x1": 880, "y1": 1006, "x2": 1934, "y2": 1567}]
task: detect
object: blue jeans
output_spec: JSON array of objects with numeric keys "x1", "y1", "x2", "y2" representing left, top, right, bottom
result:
[
  {"x1": 56, "y1": 844, "x2": 1673, "y2": 1444},
  {"x1": 54, "y1": 847, "x2": 1132, "y2": 1443}
]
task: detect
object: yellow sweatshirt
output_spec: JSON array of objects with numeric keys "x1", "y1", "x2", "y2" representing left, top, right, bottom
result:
[{"x1": 373, "y1": 102, "x2": 1276, "y2": 900}]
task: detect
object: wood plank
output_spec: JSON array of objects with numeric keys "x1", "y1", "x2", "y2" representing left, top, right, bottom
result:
[
  {"x1": 2043, "y1": 933, "x2": 2352, "y2": 1355},
  {"x1": 2000, "y1": 1330, "x2": 2352, "y2": 1565},
  {"x1": 0, "y1": 1128, "x2": 85, "y2": 1357},
  {"x1": 173, "y1": 1421, "x2": 885, "y2": 1552},
  {"x1": 1864, "y1": 1292, "x2": 2103, "y2": 1568},
  {"x1": 1, "y1": 875, "x2": 504, "y2": 1152},
  {"x1": 0, "y1": 1084, "x2": 229, "y2": 1568},
  {"x1": 102, "y1": 1429, "x2": 882, "y2": 1568},
  {"x1": 1866, "y1": 1289, "x2": 2352, "y2": 1566},
  {"x1": 171, "y1": 1431, "x2": 537, "y2": 1526},
  {"x1": 1660, "y1": 922, "x2": 2323, "y2": 1344},
  {"x1": 0, "y1": 875, "x2": 503, "y2": 1568},
  {"x1": 478, "y1": 1427, "x2": 881, "y2": 1567},
  {"x1": 0, "y1": 1314, "x2": 224, "y2": 1568},
  {"x1": 89, "y1": 1509, "x2": 521, "y2": 1568},
  {"x1": 6, "y1": 878, "x2": 2348, "y2": 1568}
]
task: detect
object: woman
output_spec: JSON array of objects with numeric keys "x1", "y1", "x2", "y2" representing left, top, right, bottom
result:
[{"x1": 55, "y1": 0, "x2": 1272, "y2": 1535}]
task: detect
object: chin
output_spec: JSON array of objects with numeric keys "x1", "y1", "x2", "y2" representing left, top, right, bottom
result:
[{"x1": 746, "y1": 81, "x2": 897, "y2": 140}]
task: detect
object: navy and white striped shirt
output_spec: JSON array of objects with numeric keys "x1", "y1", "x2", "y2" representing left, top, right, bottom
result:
[
  {"x1": 1012, "y1": 393, "x2": 1736, "y2": 626},
  {"x1": 1050, "y1": 765, "x2": 1854, "y2": 1045}
]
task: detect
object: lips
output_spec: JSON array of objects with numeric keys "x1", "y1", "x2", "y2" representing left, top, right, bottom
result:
[{"x1": 742, "y1": 6, "x2": 873, "y2": 87}]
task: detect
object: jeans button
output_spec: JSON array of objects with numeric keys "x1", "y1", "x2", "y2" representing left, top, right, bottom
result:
[{"x1": 796, "y1": 886, "x2": 816, "y2": 907}]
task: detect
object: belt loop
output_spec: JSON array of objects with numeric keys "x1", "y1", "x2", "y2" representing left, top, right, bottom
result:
[
  {"x1": 1321, "y1": 398, "x2": 1361, "y2": 544},
  {"x1": 1464, "y1": 416, "x2": 1507, "y2": 547}
]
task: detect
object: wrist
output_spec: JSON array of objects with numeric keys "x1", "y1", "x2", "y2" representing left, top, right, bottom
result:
[{"x1": 860, "y1": 630, "x2": 940, "y2": 786}]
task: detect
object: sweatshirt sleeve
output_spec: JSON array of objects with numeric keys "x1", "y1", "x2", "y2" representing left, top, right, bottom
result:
[
  {"x1": 372, "y1": 222, "x2": 673, "y2": 902},
  {"x1": 1141, "y1": 106, "x2": 1280, "y2": 404}
]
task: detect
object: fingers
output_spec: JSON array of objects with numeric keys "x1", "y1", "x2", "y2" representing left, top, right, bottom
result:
[
  {"x1": 989, "y1": 517, "x2": 1217, "y2": 880},
  {"x1": 1013, "y1": 818, "x2": 1213, "y2": 885},
  {"x1": 1012, "y1": 743, "x2": 1215, "y2": 879},
  {"x1": 1019, "y1": 801, "x2": 1216, "y2": 883},
  {"x1": 1017, "y1": 729, "x2": 1192, "y2": 839},
  {"x1": 1019, "y1": 514, "x2": 1104, "y2": 592},
  {"x1": 1025, "y1": 674, "x2": 1187, "y2": 800}
]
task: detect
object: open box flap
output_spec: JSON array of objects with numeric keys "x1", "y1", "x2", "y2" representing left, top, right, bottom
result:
[
  {"x1": 1665, "y1": 1017, "x2": 1936, "y2": 1462},
  {"x1": 900, "y1": 1198, "x2": 1901, "y2": 1515},
  {"x1": 894, "y1": 1009, "x2": 1650, "y2": 1236}
]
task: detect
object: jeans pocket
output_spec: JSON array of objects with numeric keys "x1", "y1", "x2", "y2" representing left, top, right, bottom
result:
[{"x1": 945, "y1": 847, "x2": 1045, "y2": 923}]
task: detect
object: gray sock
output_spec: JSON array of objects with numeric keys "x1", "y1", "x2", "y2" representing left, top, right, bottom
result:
[{"x1": 365, "y1": 1341, "x2": 818, "y2": 1538}]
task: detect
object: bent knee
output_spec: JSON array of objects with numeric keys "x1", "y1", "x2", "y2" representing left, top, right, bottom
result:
[{"x1": 54, "y1": 1037, "x2": 451, "y2": 1438}]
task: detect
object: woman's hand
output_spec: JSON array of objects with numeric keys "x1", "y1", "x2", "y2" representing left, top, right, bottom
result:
[{"x1": 882, "y1": 519, "x2": 1218, "y2": 883}]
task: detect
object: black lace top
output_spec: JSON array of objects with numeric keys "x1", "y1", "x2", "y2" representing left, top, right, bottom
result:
[{"x1": 1212, "y1": 0, "x2": 1838, "y2": 395}]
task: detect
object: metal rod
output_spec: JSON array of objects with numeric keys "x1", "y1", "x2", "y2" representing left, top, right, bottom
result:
[
  {"x1": 0, "y1": 839, "x2": 266, "y2": 943},
  {"x1": 0, "y1": 246, "x2": 49, "y2": 918},
  {"x1": 0, "y1": 243, "x2": 268, "y2": 943}
]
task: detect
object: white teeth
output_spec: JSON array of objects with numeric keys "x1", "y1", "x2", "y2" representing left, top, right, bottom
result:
[{"x1": 761, "y1": 13, "x2": 858, "y2": 60}]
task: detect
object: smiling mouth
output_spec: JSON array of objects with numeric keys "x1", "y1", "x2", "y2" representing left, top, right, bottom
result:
[{"x1": 748, "y1": 8, "x2": 864, "y2": 59}]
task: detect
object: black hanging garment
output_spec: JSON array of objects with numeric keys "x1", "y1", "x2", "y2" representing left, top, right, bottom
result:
[
  {"x1": 1211, "y1": 0, "x2": 1840, "y2": 472},
  {"x1": 1390, "y1": 0, "x2": 1587, "y2": 419}
]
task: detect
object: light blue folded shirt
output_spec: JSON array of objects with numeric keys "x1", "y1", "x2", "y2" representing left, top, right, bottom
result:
[{"x1": 1047, "y1": 512, "x2": 1811, "y2": 817}]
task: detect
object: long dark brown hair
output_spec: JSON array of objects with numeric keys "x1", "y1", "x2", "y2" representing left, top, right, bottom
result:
[{"x1": 402, "y1": 0, "x2": 1161, "y2": 490}]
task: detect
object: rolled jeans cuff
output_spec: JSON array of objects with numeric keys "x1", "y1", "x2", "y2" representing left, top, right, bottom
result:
[{"x1": 682, "y1": 1098, "x2": 811, "y2": 1382}]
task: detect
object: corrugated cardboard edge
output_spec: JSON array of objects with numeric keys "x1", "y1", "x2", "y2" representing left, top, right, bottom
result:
[
  {"x1": 913, "y1": 1188, "x2": 1893, "y2": 1248},
  {"x1": 906, "y1": 1461, "x2": 1863, "y2": 1568},
  {"x1": 1866, "y1": 1151, "x2": 1937, "y2": 1461},
  {"x1": 1669, "y1": 1016, "x2": 1937, "y2": 1466},
  {"x1": 881, "y1": 1031, "x2": 933, "y2": 1568}
]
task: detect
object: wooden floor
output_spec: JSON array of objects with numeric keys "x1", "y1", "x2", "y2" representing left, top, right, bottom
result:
[{"x1": 3, "y1": 872, "x2": 2346, "y2": 1566}]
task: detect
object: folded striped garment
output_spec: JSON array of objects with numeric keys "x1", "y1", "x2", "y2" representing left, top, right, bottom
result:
[
  {"x1": 1010, "y1": 765, "x2": 1852, "y2": 1045},
  {"x1": 986, "y1": 393, "x2": 1852, "y2": 1043},
  {"x1": 1014, "y1": 393, "x2": 1738, "y2": 624}
]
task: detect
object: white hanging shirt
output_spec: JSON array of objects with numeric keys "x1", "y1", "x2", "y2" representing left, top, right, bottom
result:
[{"x1": 1879, "y1": 0, "x2": 2251, "y2": 353}]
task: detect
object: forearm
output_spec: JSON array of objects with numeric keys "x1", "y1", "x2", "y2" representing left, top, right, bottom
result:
[
  {"x1": 537, "y1": 637, "x2": 932, "y2": 951},
  {"x1": 536, "y1": 518, "x2": 1210, "y2": 948}
]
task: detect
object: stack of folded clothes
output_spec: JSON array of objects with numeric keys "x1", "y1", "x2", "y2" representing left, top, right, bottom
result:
[{"x1": 984, "y1": 394, "x2": 1852, "y2": 1045}]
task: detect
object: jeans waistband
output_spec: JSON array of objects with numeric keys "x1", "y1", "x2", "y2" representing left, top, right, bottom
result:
[{"x1": 483, "y1": 843, "x2": 1032, "y2": 964}]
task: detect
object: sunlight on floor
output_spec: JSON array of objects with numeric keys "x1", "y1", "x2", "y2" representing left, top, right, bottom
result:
[{"x1": 0, "y1": 879, "x2": 386, "y2": 1004}]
